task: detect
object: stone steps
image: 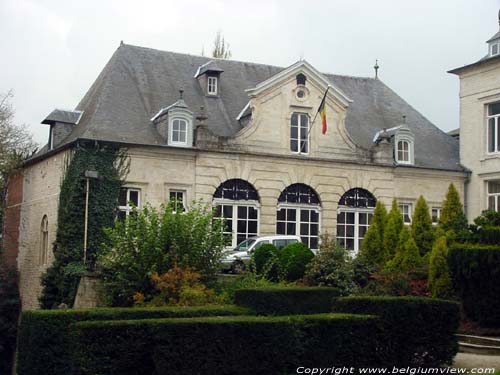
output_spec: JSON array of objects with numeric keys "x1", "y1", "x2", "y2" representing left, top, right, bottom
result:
[{"x1": 457, "y1": 334, "x2": 500, "y2": 356}]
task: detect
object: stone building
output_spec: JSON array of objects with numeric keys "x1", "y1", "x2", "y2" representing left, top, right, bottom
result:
[
  {"x1": 449, "y1": 10, "x2": 500, "y2": 221},
  {"x1": 4, "y1": 43, "x2": 466, "y2": 310}
]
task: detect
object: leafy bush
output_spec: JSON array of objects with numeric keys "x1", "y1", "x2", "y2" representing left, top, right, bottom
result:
[
  {"x1": 0, "y1": 269, "x2": 20, "y2": 375},
  {"x1": 17, "y1": 305, "x2": 248, "y2": 375},
  {"x1": 252, "y1": 243, "x2": 279, "y2": 279},
  {"x1": 359, "y1": 269, "x2": 430, "y2": 297},
  {"x1": 411, "y1": 196, "x2": 434, "y2": 257},
  {"x1": 70, "y1": 313, "x2": 381, "y2": 375},
  {"x1": 361, "y1": 201, "x2": 388, "y2": 266},
  {"x1": 448, "y1": 243, "x2": 500, "y2": 327},
  {"x1": 215, "y1": 273, "x2": 288, "y2": 303},
  {"x1": 428, "y1": 236, "x2": 454, "y2": 299},
  {"x1": 278, "y1": 242, "x2": 314, "y2": 281},
  {"x1": 233, "y1": 287, "x2": 341, "y2": 315},
  {"x1": 99, "y1": 201, "x2": 226, "y2": 306},
  {"x1": 332, "y1": 296, "x2": 460, "y2": 367},
  {"x1": 304, "y1": 233, "x2": 356, "y2": 295},
  {"x1": 351, "y1": 253, "x2": 377, "y2": 288}
]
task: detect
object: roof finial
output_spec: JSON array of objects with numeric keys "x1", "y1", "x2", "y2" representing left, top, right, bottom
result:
[
  {"x1": 179, "y1": 90, "x2": 184, "y2": 100},
  {"x1": 403, "y1": 115, "x2": 406, "y2": 123},
  {"x1": 374, "y1": 59, "x2": 379, "y2": 79},
  {"x1": 120, "y1": 40, "x2": 124, "y2": 46}
]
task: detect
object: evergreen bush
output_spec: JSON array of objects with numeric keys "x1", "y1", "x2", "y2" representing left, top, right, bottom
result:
[
  {"x1": 252, "y1": 243, "x2": 279, "y2": 279},
  {"x1": 411, "y1": 196, "x2": 434, "y2": 257},
  {"x1": 428, "y1": 236, "x2": 454, "y2": 299},
  {"x1": 361, "y1": 201, "x2": 388, "y2": 266},
  {"x1": 383, "y1": 199, "x2": 404, "y2": 260},
  {"x1": 277, "y1": 242, "x2": 314, "y2": 281},
  {"x1": 0, "y1": 269, "x2": 20, "y2": 375},
  {"x1": 438, "y1": 184, "x2": 468, "y2": 241}
]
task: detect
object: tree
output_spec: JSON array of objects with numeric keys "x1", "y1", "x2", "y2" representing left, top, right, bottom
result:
[
  {"x1": 428, "y1": 236, "x2": 454, "y2": 299},
  {"x1": 411, "y1": 196, "x2": 434, "y2": 257},
  {"x1": 438, "y1": 183, "x2": 468, "y2": 239},
  {"x1": 360, "y1": 201, "x2": 387, "y2": 266},
  {"x1": 212, "y1": 31, "x2": 232, "y2": 59},
  {"x1": 383, "y1": 199, "x2": 404, "y2": 260},
  {"x1": 386, "y1": 225, "x2": 421, "y2": 272}
]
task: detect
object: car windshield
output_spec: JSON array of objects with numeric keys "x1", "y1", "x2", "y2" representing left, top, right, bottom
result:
[{"x1": 234, "y1": 238, "x2": 256, "y2": 252}]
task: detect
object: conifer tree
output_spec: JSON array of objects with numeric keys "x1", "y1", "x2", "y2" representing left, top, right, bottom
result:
[
  {"x1": 360, "y1": 201, "x2": 387, "y2": 266},
  {"x1": 438, "y1": 184, "x2": 468, "y2": 237},
  {"x1": 383, "y1": 199, "x2": 404, "y2": 260},
  {"x1": 385, "y1": 225, "x2": 421, "y2": 272},
  {"x1": 411, "y1": 196, "x2": 434, "y2": 257},
  {"x1": 428, "y1": 236, "x2": 454, "y2": 299}
]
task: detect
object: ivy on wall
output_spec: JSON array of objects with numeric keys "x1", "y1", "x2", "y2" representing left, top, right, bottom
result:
[{"x1": 40, "y1": 143, "x2": 129, "y2": 309}]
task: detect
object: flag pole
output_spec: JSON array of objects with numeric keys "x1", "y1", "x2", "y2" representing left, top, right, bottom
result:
[{"x1": 300, "y1": 85, "x2": 330, "y2": 153}]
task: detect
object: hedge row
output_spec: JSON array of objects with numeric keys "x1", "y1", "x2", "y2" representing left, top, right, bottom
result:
[
  {"x1": 17, "y1": 305, "x2": 248, "y2": 375},
  {"x1": 332, "y1": 296, "x2": 460, "y2": 367},
  {"x1": 448, "y1": 243, "x2": 500, "y2": 327},
  {"x1": 70, "y1": 314, "x2": 380, "y2": 375},
  {"x1": 234, "y1": 287, "x2": 341, "y2": 315},
  {"x1": 478, "y1": 226, "x2": 500, "y2": 245}
]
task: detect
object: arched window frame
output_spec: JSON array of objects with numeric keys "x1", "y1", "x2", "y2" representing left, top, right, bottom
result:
[
  {"x1": 213, "y1": 179, "x2": 261, "y2": 248},
  {"x1": 394, "y1": 129, "x2": 414, "y2": 165},
  {"x1": 290, "y1": 112, "x2": 310, "y2": 155},
  {"x1": 39, "y1": 215, "x2": 49, "y2": 266},
  {"x1": 276, "y1": 183, "x2": 321, "y2": 250},
  {"x1": 337, "y1": 188, "x2": 377, "y2": 255},
  {"x1": 167, "y1": 106, "x2": 193, "y2": 148}
]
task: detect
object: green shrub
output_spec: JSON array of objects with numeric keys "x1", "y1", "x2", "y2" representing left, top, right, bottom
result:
[
  {"x1": 332, "y1": 296, "x2": 460, "y2": 367},
  {"x1": 386, "y1": 225, "x2": 422, "y2": 272},
  {"x1": 70, "y1": 314, "x2": 381, "y2": 375},
  {"x1": 0, "y1": 269, "x2": 20, "y2": 375},
  {"x1": 438, "y1": 183, "x2": 468, "y2": 241},
  {"x1": 233, "y1": 287, "x2": 341, "y2": 314},
  {"x1": 252, "y1": 243, "x2": 279, "y2": 279},
  {"x1": 478, "y1": 226, "x2": 500, "y2": 245},
  {"x1": 361, "y1": 201, "x2": 388, "y2": 266},
  {"x1": 17, "y1": 305, "x2": 247, "y2": 375},
  {"x1": 99, "y1": 201, "x2": 226, "y2": 306},
  {"x1": 448, "y1": 243, "x2": 500, "y2": 327},
  {"x1": 304, "y1": 233, "x2": 357, "y2": 295},
  {"x1": 428, "y1": 237, "x2": 454, "y2": 299},
  {"x1": 411, "y1": 196, "x2": 434, "y2": 257},
  {"x1": 383, "y1": 199, "x2": 404, "y2": 259},
  {"x1": 278, "y1": 242, "x2": 314, "y2": 281}
]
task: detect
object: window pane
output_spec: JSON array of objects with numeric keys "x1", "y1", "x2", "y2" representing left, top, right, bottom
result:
[
  {"x1": 300, "y1": 141, "x2": 308, "y2": 153},
  {"x1": 489, "y1": 196, "x2": 496, "y2": 211},
  {"x1": 488, "y1": 118, "x2": 496, "y2": 153},
  {"x1": 489, "y1": 102, "x2": 500, "y2": 116},
  {"x1": 337, "y1": 225, "x2": 345, "y2": 237},
  {"x1": 338, "y1": 212, "x2": 345, "y2": 223},
  {"x1": 300, "y1": 223, "x2": 309, "y2": 235},
  {"x1": 346, "y1": 225, "x2": 354, "y2": 237},
  {"x1": 248, "y1": 207, "x2": 258, "y2": 220},
  {"x1": 359, "y1": 213, "x2": 367, "y2": 225},
  {"x1": 237, "y1": 206, "x2": 247, "y2": 219},
  {"x1": 118, "y1": 189, "x2": 127, "y2": 206},
  {"x1": 310, "y1": 237, "x2": 318, "y2": 250},
  {"x1": 248, "y1": 220, "x2": 257, "y2": 234},
  {"x1": 223, "y1": 205, "x2": 233, "y2": 218},
  {"x1": 277, "y1": 209, "x2": 285, "y2": 221},
  {"x1": 287, "y1": 222, "x2": 296, "y2": 234},
  {"x1": 359, "y1": 226, "x2": 367, "y2": 238},
  {"x1": 291, "y1": 113, "x2": 298, "y2": 126},
  {"x1": 129, "y1": 190, "x2": 139, "y2": 206},
  {"x1": 300, "y1": 209, "x2": 309, "y2": 221},
  {"x1": 277, "y1": 222, "x2": 285, "y2": 234},
  {"x1": 287, "y1": 209, "x2": 296, "y2": 221},
  {"x1": 310, "y1": 224, "x2": 318, "y2": 236},
  {"x1": 237, "y1": 220, "x2": 246, "y2": 234},
  {"x1": 290, "y1": 140, "x2": 298, "y2": 152},
  {"x1": 346, "y1": 212, "x2": 355, "y2": 224},
  {"x1": 489, "y1": 181, "x2": 500, "y2": 194},
  {"x1": 291, "y1": 126, "x2": 298, "y2": 139}
]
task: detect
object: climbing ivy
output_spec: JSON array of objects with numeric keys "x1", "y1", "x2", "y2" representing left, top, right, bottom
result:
[{"x1": 40, "y1": 144, "x2": 129, "y2": 308}]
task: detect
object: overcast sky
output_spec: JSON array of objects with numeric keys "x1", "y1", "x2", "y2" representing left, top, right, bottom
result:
[{"x1": 1, "y1": 0, "x2": 499, "y2": 145}]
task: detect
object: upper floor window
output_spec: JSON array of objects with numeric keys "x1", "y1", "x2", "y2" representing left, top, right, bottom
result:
[
  {"x1": 487, "y1": 102, "x2": 500, "y2": 154},
  {"x1": 207, "y1": 76, "x2": 218, "y2": 95},
  {"x1": 487, "y1": 180, "x2": 500, "y2": 212},
  {"x1": 396, "y1": 140, "x2": 411, "y2": 163},
  {"x1": 491, "y1": 42, "x2": 499, "y2": 57},
  {"x1": 296, "y1": 73, "x2": 306, "y2": 86},
  {"x1": 118, "y1": 188, "x2": 141, "y2": 220},
  {"x1": 290, "y1": 113, "x2": 309, "y2": 154},
  {"x1": 170, "y1": 118, "x2": 188, "y2": 145},
  {"x1": 169, "y1": 190, "x2": 186, "y2": 213},
  {"x1": 399, "y1": 203, "x2": 412, "y2": 224}
]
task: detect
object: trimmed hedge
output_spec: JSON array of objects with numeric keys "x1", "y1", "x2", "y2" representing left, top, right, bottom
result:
[
  {"x1": 332, "y1": 296, "x2": 460, "y2": 367},
  {"x1": 17, "y1": 305, "x2": 248, "y2": 375},
  {"x1": 70, "y1": 314, "x2": 381, "y2": 375},
  {"x1": 234, "y1": 287, "x2": 341, "y2": 315},
  {"x1": 448, "y1": 243, "x2": 500, "y2": 327},
  {"x1": 478, "y1": 226, "x2": 500, "y2": 245}
]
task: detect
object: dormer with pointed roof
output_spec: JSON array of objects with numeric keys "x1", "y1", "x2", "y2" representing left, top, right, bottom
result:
[{"x1": 487, "y1": 10, "x2": 500, "y2": 57}]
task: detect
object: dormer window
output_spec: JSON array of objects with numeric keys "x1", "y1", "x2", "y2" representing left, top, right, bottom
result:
[
  {"x1": 170, "y1": 118, "x2": 188, "y2": 145},
  {"x1": 396, "y1": 140, "x2": 410, "y2": 163},
  {"x1": 207, "y1": 76, "x2": 218, "y2": 95},
  {"x1": 296, "y1": 73, "x2": 306, "y2": 86},
  {"x1": 394, "y1": 121, "x2": 415, "y2": 165},
  {"x1": 491, "y1": 42, "x2": 499, "y2": 57}
]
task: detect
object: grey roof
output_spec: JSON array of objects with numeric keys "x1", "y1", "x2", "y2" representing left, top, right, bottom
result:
[
  {"x1": 48, "y1": 43, "x2": 461, "y2": 171},
  {"x1": 41, "y1": 109, "x2": 83, "y2": 125},
  {"x1": 447, "y1": 128, "x2": 460, "y2": 138},
  {"x1": 487, "y1": 30, "x2": 500, "y2": 43},
  {"x1": 194, "y1": 60, "x2": 224, "y2": 77}
]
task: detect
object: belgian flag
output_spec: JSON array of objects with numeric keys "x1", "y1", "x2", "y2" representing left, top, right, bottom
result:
[{"x1": 318, "y1": 87, "x2": 329, "y2": 135}]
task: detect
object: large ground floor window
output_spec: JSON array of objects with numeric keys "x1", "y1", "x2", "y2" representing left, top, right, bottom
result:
[
  {"x1": 487, "y1": 180, "x2": 500, "y2": 212},
  {"x1": 276, "y1": 206, "x2": 320, "y2": 249}
]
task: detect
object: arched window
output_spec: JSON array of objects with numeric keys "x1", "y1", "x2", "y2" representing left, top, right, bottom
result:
[
  {"x1": 213, "y1": 179, "x2": 260, "y2": 247},
  {"x1": 39, "y1": 215, "x2": 49, "y2": 266},
  {"x1": 290, "y1": 113, "x2": 309, "y2": 154},
  {"x1": 296, "y1": 73, "x2": 306, "y2": 86},
  {"x1": 170, "y1": 118, "x2": 188, "y2": 145},
  {"x1": 276, "y1": 183, "x2": 320, "y2": 249},
  {"x1": 337, "y1": 188, "x2": 376, "y2": 254},
  {"x1": 396, "y1": 140, "x2": 410, "y2": 163}
]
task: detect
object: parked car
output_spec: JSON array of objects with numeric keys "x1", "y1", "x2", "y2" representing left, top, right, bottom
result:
[{"x1": 220, "y1": 235, "x2": 302, "y2": 273}]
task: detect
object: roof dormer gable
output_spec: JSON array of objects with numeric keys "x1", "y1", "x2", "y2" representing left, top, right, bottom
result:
[{"x1": 194, "y1": 60, "x2": 224, "y2": 97}]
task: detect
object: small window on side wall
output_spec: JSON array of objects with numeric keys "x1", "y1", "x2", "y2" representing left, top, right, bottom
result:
[
  {"x1": 399, "y1": 203, "x2": 412, "y2": 224},
  {"x1": 118, "y1": 188, "x2": 141, "y2": 220},
  {"x1": 431, "y1": 207, "x2": 441, "y2": 225},
  {"x1": 169, "y1": 190, "x2": 186, "y2": 213}
]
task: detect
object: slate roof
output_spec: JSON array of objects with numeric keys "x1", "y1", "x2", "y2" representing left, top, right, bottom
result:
[
  {"x1": 46, "y1": 43, "x2": 461, "y2": 171},
  {"x1": 41, "y1": 109, "x2": 83, "y2": 125}
]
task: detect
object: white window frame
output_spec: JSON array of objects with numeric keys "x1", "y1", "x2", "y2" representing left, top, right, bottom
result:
[
  {"x1": 399, "y1": 203, "x2": 412, "y2": 224},
  {"x1": 491, "y1": 42, "x2": 499, "y2": 57},
  {"x1": 213, "y1": 198, "x2": 260, "y2": 248},
  {"x1": 169, "y1": 190, "x2": 186, "y2": 213},
  {"x1": 290, "y1": 112, "x2": 310, "y2": 155},
  {"x1": 487, "y1": 180, "x2": 500, "y2": 212},
  {"x1": 169, "y1": 118, "x2": 188, "y2": 146},
  {"x1": 207, "y1": 76, "x2": 218, "y2": 95},
  {"x1": 337, "y1": 208, "x2": 373, "y2": 256},
  {"x1": 118, "y1": 188, "x2": 141, "y2": 218},
  {"x1": 39, "y1": 215, "x2": 49, "y2": 266},
  {"x1": 396, "y1": 140, "x2": 411, "y2": 164},
  {"x1": 431, "y1": 207, "x2": 441, "y2": 225},
  {"x1": 487, "y1": 102, "x2": 500, "y2": 155},
  {"x1": 276, "y1": 203, "x2": 321, "y2": 250}
]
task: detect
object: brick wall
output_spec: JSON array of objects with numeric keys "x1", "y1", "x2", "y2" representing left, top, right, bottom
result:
[{"x1": 1, "y1": 172, "x2": 23, "y2": 273}]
